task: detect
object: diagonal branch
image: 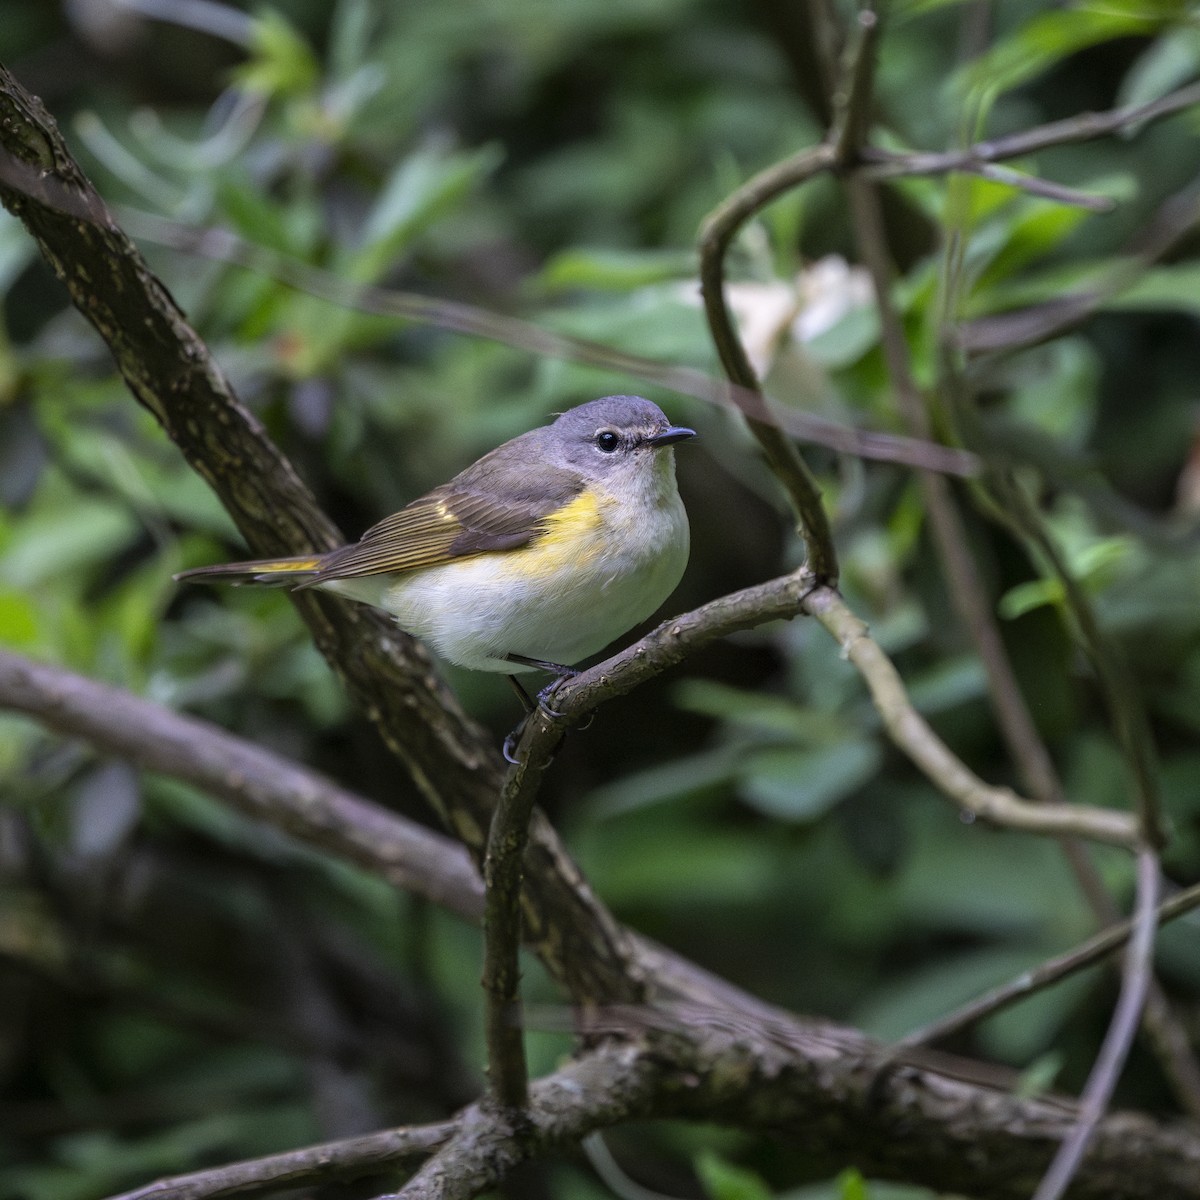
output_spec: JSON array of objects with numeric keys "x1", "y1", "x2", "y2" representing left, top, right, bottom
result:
[
  {"x1": 116, "y1": 209, "x2": 978, "y2": 478},
  {"x1": 0, "y1": 59, "x2": 638, "y2": 1008},
  {"x1": 899, "y1": 878, "x2": 1200, "y2": 1050},
  {"x1": 860, "y1": 80, "x2": 1200, "y2": 183},
  {"x1": 108, "y1": 1123, "x2": 456, "y2": 1200},
  {"x1": 1032, "y1": 849, "x2": 1162, "y2": 1200}
]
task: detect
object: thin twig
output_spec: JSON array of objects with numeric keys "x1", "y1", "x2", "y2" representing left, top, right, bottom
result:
[
  {"x1": 118, "y1": 209, "x2": 976, "y2": 478},
  {"x1": 987, "y1": 474, "x2": 1166, "y2": 847},
  {"x1": 803, "y1": 587, "x2": 1138, "y2": 847},
  {"x1": 105, "y1": 1123, "x2": 456, "y2": 1200},
  {"x1": 696, "y1": 144, "x2": 840, "y2": 581},
  {"x1": 900, "y1": 878, "x2": 1200, "y2": 1049},
  {"x1": 829, "y1": 3, "x2": 881, "y2": 165},
  {"x1": 860, "y1": 79, "x2": 1200, "y2": 182},
  {"x1": 1032, "y1": 849, "x2": 1162, "y2": 1200},
  {"x1": 961, "y1": 160, "x2": 1115, "y2": 210}
]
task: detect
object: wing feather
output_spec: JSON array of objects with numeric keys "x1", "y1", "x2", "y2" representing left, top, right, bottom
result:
[{"x1": 304, "y1": 457, "x2": 584, "y2": 584}]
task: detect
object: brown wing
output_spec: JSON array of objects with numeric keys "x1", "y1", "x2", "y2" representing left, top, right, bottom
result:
[{"x1": 305, "y1": 442, "x2": 583, "y2": 583}]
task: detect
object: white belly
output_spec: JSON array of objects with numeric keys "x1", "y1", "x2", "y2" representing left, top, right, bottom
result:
[{"x1": 325, "y1": 488, "x2": 689, "y2": 673}]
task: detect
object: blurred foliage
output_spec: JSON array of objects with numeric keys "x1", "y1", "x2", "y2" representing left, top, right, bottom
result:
[{"x1": 2, "y1": 0, "x2": 1200, "y2": 1197}]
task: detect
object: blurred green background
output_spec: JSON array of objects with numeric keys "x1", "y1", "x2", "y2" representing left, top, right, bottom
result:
[{"x1": 2, "y1": 0, "x2": 1200, "y2": 1197}]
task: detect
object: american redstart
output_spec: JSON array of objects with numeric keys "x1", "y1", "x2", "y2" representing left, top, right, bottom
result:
[{"x1": 176, "y1": 395, "x2": 695, "y2": 709}]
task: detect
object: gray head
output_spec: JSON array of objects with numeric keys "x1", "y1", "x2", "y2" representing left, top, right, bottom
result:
[{"x1": 540, "y1": 396, "x2": 695, "y2": 477}]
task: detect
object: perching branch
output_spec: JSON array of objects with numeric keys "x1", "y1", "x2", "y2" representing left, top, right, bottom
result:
[{"x1": 481, "y1": 755, "x2": 541, "y2": 1111}]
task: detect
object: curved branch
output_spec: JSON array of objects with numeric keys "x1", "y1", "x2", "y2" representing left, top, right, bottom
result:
[
  {"x1": 804, "y1": 588, "x2": 1139, "y2": 847},
  {"x1": 1033, "y1": 849, "x2": 1161, "y2": 1200},
  {"x1": 697, "y1": 143, "x2": 840, "y2": 582}
]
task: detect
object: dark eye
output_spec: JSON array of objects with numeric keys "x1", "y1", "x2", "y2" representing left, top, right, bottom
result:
[{"x1": 595, "y1": 430, "x2": 620, "y2": 453}]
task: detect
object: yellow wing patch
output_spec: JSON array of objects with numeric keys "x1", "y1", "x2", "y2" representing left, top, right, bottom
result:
[{"x1": 252, "y1": 559, "x2": 323, "y2": 573}]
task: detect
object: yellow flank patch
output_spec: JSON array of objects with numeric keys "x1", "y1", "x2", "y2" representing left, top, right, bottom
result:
[{"x1": 521, "y1": 490, "x2": 607, "y2": 572}]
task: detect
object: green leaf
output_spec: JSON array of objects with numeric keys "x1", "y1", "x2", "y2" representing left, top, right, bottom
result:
[
  {"x1": 215, "y1": 176, "x2": 311, "y2": 256},
  {"x1": 738, "y1": 738, "x2": 883, "y2": 822},
  {"x1": 838, "y1": 1170, "x2": 869, "y2": 1200},
  {"x1": 1117, "y1": 25, "x2": 1200, "y2": 111},
  {"x1": 0, "y1": 589, "x2": 39, "y2": 647},
  {"x1": 973, "y1": 204, "x2": 1090, "y2": 294},
  {"x1": 538, "y1": 246, "x2": 695, "y2": 292},
  {"x1": 962, "y1": 4, "x2": 1175, "y2": 98},
  {"x1": 696, "y1": 1150, "x2": 775, "y2": 1200},
  {"x1": 0, "y1": 498, "x2": 137, "y2": 589},
  {"x1": 999, "y1": 578, "x2": 1064, "y2": 620},
  {"x1": 233, "y1": 9, "x2": 321, "y2": 97},
  {"x1": 1107, "y1": 262, "x2": 1200, "y2": 314},
  {"x1": 803, "y1": 304, "x2": 880, "y2": 368},
  {"x1": 855, "y1": 945, "x2": 1060, "y2": 1041},
  {"x1": 905, "y1": 656, "x2": 988, "y2": 715},
  {"x1": 586, "y1": 746, "x2": 740, "y2": 816},
  {"x1": 351, "y1": 142, "x2": 503, "y2": 282}
]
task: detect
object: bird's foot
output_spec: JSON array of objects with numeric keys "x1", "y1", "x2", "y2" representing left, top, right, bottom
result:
[{"x1": 502, "y1": 659, "x2": 583, "y2": 765}]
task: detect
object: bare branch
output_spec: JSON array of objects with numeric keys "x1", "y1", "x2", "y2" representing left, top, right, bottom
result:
[
  {"x1": 983, "y1": 474, "x2": 1166, "y2": 847},
  {"x1": 804, "y1": 588, "x2": 1139, "y2": 847},
  {"x1": 961, "y1": 161, "x2": 1116, "y2": 210},
  {"x1": 107, "y1": 1123, "x2": 456, "y2": 1200},
  {"x1": 0, "y1": 648, "x2": 483, "y2": 918},
  {"x1": 119, "y1": 209, "x2": 978, "y2": 478},
  {"x1": 7, "y1": 647, "x2": 1197, "y2": 1200},
  {"x1": 697, "y1": 145, "x2": 841, "y2": 581},
  {"x1": 860, "y1": 80, "x2": 1200, "y2": 183},
  {"x1": 900, "y1": 879, "x2": 1200, "y2": 1051},
  {"x1": 481, "y1": 758, "x2": 540, "y2": 1110},
  {"x1": 829, "y1": 3, "x2": 881, "y2": 165},
  {"x1": 1032, "y1": 850, "x2": 1162, "y2": 1200}
]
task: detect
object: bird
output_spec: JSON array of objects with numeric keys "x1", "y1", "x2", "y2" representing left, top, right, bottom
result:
[{"x1": 176, "y1": 395, "x2": 695, "y2": 717}]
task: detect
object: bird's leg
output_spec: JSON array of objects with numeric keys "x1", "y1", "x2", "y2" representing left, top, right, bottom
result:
[
  {"x1": 506, "y1": 674, "x2": 535, "y2": 715},
  {"x1": 505, "y1": 654, "x2": 578, "y2": 714},
  {"x1": 501, "y1": 656, "x2": 582, "y2": 764},
  {"x1": 502, "y1": 675, "x2": 533, "y2": 764}
]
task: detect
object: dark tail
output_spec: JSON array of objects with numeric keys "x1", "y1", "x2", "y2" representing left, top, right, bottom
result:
[{"x1": 174, "y1": 555, "x2": 325, "y2": 588}]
